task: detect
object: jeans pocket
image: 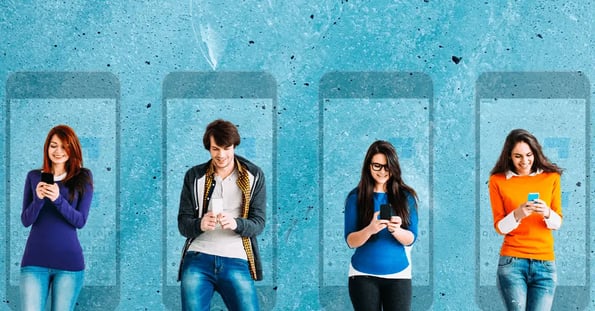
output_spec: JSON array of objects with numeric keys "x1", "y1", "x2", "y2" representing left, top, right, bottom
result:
[
  {"x1": 497, "y1": 256, "x2": 514, "y2": 267},
  {"x1": 540, "y1": 260, "x2": 556, "y2": 273}
]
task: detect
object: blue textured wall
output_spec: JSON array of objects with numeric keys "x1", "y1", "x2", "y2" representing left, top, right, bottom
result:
[{"x1": 1, "y1": 1, "x2": 593, "y2": 310}]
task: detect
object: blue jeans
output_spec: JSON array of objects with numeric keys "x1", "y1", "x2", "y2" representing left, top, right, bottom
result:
[
  {"x1": 496, "y1": 256, "x2": 557, "y2": 311},
  {"x1": 181, "y1": 252, "x2": 259, "y2": 311},
  {"x1": 20, "y1": 265, "x2": 84, "y2": 311}
]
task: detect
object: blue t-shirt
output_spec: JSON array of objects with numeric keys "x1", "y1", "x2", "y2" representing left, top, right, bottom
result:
[{"x1": 344, "y1": 190, "x2": 418, "y2": 275}]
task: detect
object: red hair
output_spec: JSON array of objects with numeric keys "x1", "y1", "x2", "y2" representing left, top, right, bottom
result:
[{"x1": 42, "y1": 124, "x2": 84, "y2": 183}]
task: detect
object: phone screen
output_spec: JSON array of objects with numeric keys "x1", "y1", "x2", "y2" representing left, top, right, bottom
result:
[
  {"x1": 527, "y1": 193, "x2": 539, "y2": 202},
  {"x1": 5, "y1": 72, "x2": 120, "y2": 310},
  {"x1": 476, "y1": 72, "x2": 590, "y2": 310},
  {"x1": 41, "y1": 172, "x2": 55, "y2": 184},
  {"x1": 380, "y1": 204, "x2": 392, "y2": 220},
  {"x1": 162, "y1": 72, "x2": 277, "y2": 310},
  {"x1": 319, "y1": 72, "x2": 433, "y2": 310}
]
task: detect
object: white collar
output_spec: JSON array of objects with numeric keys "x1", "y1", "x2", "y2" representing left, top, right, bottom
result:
[
  {"x1": 505, "y1": 168, "x2": 543, "y2": 180},
  {"x1": 54, "y1": 172, "x2": 67, "y2": 181}
]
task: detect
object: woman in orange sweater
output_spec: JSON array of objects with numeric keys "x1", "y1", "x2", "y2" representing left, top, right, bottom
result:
[{"x1": 488, "y1": 129, "x2": 563, "y2": 311}]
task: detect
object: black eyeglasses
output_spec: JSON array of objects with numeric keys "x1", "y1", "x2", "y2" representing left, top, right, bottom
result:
[{"x1": 370, "y1": 162, "x2": 389, "y2": 171}]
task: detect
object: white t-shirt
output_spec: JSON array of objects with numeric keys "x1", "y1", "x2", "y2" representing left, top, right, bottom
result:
[{"x1": 189, "y1": 170, "x2": 247, "y2": 260}]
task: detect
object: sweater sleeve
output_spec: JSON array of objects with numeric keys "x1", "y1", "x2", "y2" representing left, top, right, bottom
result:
[
  {"x1": 496, "y1": 211, "x2": 520, "y2": 234},
  {"x1": 235, "y1": 169, "x2": 266, "y2": 237},
  {"x1": 545, "y1": 173, "x2": 563, "y2": 230},
  {"x1": 178, "y1": 168, "x2": 203, "y2": 238},
  {"x1": 21, "y1": 171, "x2": 46, "y2": 227},
  {"x1": 489, "y1": 175, "x2": 509, "y2": 235},
  {"x1": 406, "y1": 193, "x2": 419, "y2": 244},
  {"x1": 544, "y1": 211, "x2": 562, "y2": 230},
  {"x1": 52, "y1": 170, "x2": 94, "y2": 229},
  {"x1": 344, "y1": 190, "x2": 358, "y2": 242}
]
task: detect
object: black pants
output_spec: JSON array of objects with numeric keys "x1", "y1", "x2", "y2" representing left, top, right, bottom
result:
[{"x1": 348, "y1": 276, "x2": 412, "y2": 311}]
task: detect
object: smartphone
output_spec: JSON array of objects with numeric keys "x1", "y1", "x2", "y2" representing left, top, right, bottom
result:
[
  {"x1": 162, "y1": 72, "x2": 278, "y2": 310},
  {"x1": 476, "y1": 72, "x2": 590, "y2": 310},
  {"x1": 5, "y1": 72, "x2": 121, "y2": 310},
  {"x1": 527, "y1": 192, "x2": 539, "y2": 202},
  {"x1": 40, "y1": 172, "x2": 54, "y2": 185},
  {"x1": 380, "y1": 204, "x2": 392, "y2": 221},
  {"x1": 319, "y1": 72, "x2": 434, "y2": 310}
]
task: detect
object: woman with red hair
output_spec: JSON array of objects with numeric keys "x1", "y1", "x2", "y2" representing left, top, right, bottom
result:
[{"x1": 19, "y1": 124, "x2": 93, "y2": 311}]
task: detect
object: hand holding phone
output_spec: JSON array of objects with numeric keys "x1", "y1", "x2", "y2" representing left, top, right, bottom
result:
[{"x1": 38, "y1": 173, "x2": 55, "y2": 200}]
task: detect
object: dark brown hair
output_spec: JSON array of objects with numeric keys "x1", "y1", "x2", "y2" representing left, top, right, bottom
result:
[
  {"x1": 355, "y1": 140, "x2": 418, "y2": 229},
  {"x1": 490, "y1": 128, "x2": 563, "y2": 176},
  {"x1": 202, "y1": 119, "x2": 241, "y2": 149}
]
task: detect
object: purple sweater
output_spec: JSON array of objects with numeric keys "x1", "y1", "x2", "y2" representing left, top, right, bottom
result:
[{"x1": 20, "y1": 169, "x2": 93, "y2": 271}]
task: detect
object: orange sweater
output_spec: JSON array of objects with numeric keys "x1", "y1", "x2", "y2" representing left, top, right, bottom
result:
[{"x1": 488, "y1": 172, "x2": 562, "y2": 260}]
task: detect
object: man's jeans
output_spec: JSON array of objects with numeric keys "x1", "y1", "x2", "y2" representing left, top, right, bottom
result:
[
  {"x1": 20, "y1": 265, "x2": 84, "y2": 311},
  {"x1": 181, "y1": 251, "x2": 259, "y2": 311},
  {"x1": 497, "y1": 256, "x2": 557, "y2": 311}
]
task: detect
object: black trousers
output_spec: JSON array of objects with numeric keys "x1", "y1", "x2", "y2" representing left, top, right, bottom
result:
[{"x1": 348, "y1": 275, "x2": 412, "y2": 311}]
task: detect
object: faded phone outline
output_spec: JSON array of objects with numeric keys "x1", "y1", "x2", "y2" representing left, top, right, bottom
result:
[
  {"x1": 318, "y1": 71, "x2": 434, "y2": 311},
  {"x1": 4, "y1": 72, "x2": 121, "y2": 310},
  {"x1": 161, "y1": 72, "x2": 278, "y2": 310},
  {"x1": 475, "y1": 72, "x2": 591, "y2": 310}
]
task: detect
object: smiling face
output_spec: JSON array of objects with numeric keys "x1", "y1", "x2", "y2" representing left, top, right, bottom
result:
[
  {"x1": 48, "y1": 134, "x2": 70, "y2": 167},
  {"x1": 209, "y1": 136, "x2": 235, "y2": 174},
  {"x1": 510, "y1": 141, "x2": 534, "y2": 176},
  {"x1": 370, "y1": 153, "x2": 390, "y2": 191}
]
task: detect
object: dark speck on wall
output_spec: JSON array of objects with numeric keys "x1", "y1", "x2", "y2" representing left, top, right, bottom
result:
[
  {"x1": 146, "y1": 103, "x2": 151, "y2": 108},
  {"x1": 451, "y1": 55, "x2": 462, "y2": 64},
  {"x1": 537, "y1": 33, "x2": 543, "y2": 39}
]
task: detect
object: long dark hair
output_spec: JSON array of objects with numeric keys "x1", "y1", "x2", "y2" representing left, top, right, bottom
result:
[
  {"x1": 42, "y1": 125, "x2": 93, "y2": 201},
  {"x1": 490, "y1": 128, "x2": 563, "y2": 176},
  {"x1": 355, "y1": 140, "x2": 418, "y2": 229}
]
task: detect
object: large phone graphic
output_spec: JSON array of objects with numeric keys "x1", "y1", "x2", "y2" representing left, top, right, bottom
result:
[
  {"x1": 475, "y1": 72, "x2": 590, "y2": 310},
  {"x1": 319, "y1": 72, "x2": 434, "y2": 310},
  {"x1": 162, "y1": 72, "x2": 277, "y2": 310},
  {"x1": 4, "y1": 72, "x2": 120, "y2": 310}
]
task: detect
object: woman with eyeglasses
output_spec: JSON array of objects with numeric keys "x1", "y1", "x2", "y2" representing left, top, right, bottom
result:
[{"x1": 344, "y1": 140, "x2": 419, "y2": 311}]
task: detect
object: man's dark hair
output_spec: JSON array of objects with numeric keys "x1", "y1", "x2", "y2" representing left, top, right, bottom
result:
[{"x1": 203, "y1": 119, "x2": 241, "y2": 150}]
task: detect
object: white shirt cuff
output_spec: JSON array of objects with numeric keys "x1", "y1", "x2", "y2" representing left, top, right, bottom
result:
[
  {"x1": 544, "y1": 210, "x2": 562, "y2": 230},
  {"x1": 497, "y1": 211, "x2": 519, "y2": 234}
]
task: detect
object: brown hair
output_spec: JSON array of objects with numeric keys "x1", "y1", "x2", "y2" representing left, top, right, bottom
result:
[
  {"x1": 490, "y1": 128, "x2": 563, "y2": 176},
  {"x1": 355, "y1": 140, "x2": 418, "y2": 229},
  {"x1": 202, "y1": 119, "x2": 241, "y2": 149}
]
